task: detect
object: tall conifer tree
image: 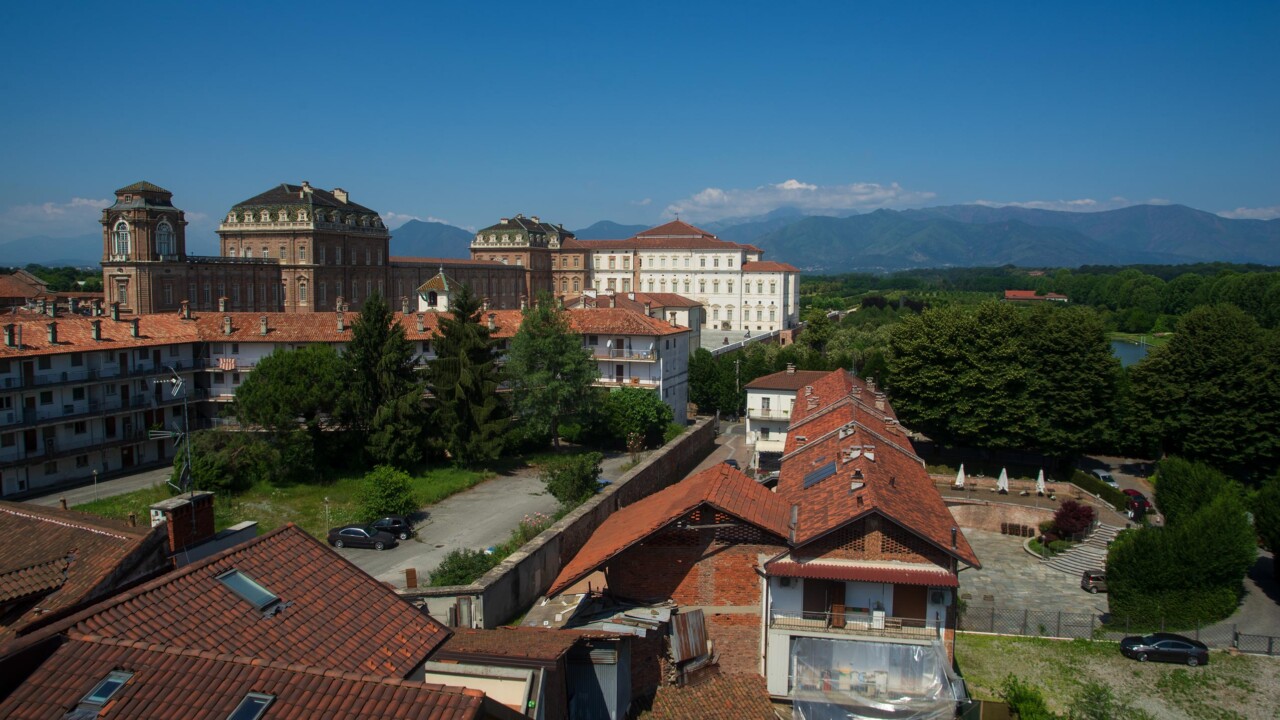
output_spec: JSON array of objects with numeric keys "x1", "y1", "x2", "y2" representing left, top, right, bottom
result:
[
  {"x1": 428, "y1": 284, "x2": 508, "y2": 466},
  {"x1": 505, "y1": 292, "x2": 598, "y2": 447}
]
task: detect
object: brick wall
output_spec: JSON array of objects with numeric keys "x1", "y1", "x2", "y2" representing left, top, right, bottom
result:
[
  {"x1": 608, "y1": 535, "x2": 782, "y2": 606},
  {"x1": 706, "y1": 612, "x2": 762, "y2": 675},
  {"x1": 796, "y1": 514, "x2": 950, "y2": 567},
  {"x1": 946, "y1": 501, "x2": 1054, "y2": 534}
]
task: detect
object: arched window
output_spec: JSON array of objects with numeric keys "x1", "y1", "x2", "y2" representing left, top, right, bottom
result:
[
  {"x1": 156, "y1": 221, "x2": 175, "y2": 256},
  {"x1": 113, "y1": 221, "x2": 131, "y2": 256},
  {"x1": 428, "y1": 291, "x2": 439, "y2": 307},
  {"x1": 298, "y1": 282, "x2": 308, "y2": 304}
]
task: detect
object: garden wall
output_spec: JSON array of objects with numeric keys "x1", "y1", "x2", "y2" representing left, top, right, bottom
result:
[
  {"x1": 403, "y1": 417, "x2": 717, "y2": 628},
  {"x1": 946, "y1": 500, "x2": 1055, "y2": 533}
]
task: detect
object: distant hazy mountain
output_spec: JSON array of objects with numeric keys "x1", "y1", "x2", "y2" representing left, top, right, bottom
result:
[
  {"x1": 389, "y1": 220, "x2": 473, "y2": 258},
  {"x1": 573, "y1": 221, "x2": 649, "y2": 240},
  {"x1": 0, "y1": 234, "x2": 101, "y2": 267}
]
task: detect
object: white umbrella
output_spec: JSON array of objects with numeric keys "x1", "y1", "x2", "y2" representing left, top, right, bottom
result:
[
  {"x1": 1036, "y1": 468, "x2": 1046, "y2": 495},
  {"x1": 955, "y1": 464, "x2": 966, "y2": 489},
  {"x1": 997, "y1": 467, "x2": 1009, "y2": 494}
]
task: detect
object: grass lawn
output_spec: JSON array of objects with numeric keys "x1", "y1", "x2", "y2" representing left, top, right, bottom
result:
[
  {"x1": 75, "y1": 465, "x2": 489, "y2": 539},
  {"x1": 956, "y1": 633, "x2": 1278, "y2": 719}
]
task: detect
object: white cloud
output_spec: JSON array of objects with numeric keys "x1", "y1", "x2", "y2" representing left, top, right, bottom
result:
[
  {"x1": 0, "y1": 196, "x2": 112, "y2": 240},
  {"x1": 973, "y1": 196, "x2": 1173, "y2": 213},
  {"x1": 382, "y1": 211, "x2": 456, "y2": 229},
  {"x1": 630, "y1": 197, "x2": 652, "y2": 206},
  {"x1": 664, "y1": 179, "x2": 935, "y2": 222},
  {"x1": 1218, "y1": 205, "x2": 1280, "y2": 220}
]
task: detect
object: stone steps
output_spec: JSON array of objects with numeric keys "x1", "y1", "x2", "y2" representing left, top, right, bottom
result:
[{"x1": 1045, "y1": 523, "x2": 1122, "y2": 576}]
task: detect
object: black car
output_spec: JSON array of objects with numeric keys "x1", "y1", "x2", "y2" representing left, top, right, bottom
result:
[
  {"x1": 327, "y1": 525, "x2": 397, "y2": 550},
  {"x1": 371, "y1": 515, "x2": 415, "y2": 540},
  {"x1": 1120, "y1": 633, "x2": 1209, "y2": 666}
]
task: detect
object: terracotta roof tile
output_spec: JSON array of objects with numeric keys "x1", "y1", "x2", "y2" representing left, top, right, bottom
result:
[
  {"x1": 743, "y1": 369, "x2": 830, "y2": 391},
  {"x1": 0, "y1": 313, "x2": 200, "y2": 359},
  {"x1": 0, "y1": 638, "x2": 484, "y2": 720},
  {"x1": 66, "y1": 525, "x2": 451, "y2": 676},
  {"x1": 630, "y1": 292, "x2": 702, "y2": 308},
  {"x1": 438, "y1": 627, "x2": 585, "y2": 662},
  {"x1": 232, "y1": 183, "x2": 377, "y2": 214},
  {"x1": 642, "y1": 673, "x2": 774, "y2": 719},
  {"x1": 0, "y1": 502, "x2": 157, "y2": 645},
  {"x1": 549, "y1": 464, "x2": 790, "y2": 596},
  {"x1": 741, "y1": 261, "x2": 798, "y2": 273}
]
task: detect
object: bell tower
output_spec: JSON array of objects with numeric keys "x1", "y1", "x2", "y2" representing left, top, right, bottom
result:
[{"x1": 101, "y1": 181, "x2": 189, "y2": 314}]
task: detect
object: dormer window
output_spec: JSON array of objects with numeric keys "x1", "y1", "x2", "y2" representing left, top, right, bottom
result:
[{"x1": 113, "y1": 221, "x2": 131, "y2": 255}]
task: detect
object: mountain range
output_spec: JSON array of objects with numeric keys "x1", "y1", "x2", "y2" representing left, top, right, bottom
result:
[{"x1": 7, "y1": 204, "x2": 1278, "y2": 273}]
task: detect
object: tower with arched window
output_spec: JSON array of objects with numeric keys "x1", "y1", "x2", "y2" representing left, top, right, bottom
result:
[{"x1": 100, "y1": 181, "x2": 190, "y2": 313}]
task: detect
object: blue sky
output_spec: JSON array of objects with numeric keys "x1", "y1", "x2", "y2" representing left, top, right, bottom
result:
[{"x1": 2, "y1": 1, "x2": 1277, "y2": 253}]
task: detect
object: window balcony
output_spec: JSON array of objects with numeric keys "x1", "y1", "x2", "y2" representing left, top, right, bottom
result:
[
  {"x1": 595, "y1": 377, "x2": 659, "y2": 389},
  {"x1": 769, "y1": 609, "x2": 943, "y2": 642},
  {"x1": 591, "y1": 348, "x2": 656, "y2": 361},
  {"x1": 748, "y1": 407, "x2": 789, "y2": 420}
]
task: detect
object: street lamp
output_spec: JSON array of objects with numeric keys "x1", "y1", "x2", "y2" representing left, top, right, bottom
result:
[{"x1": 92, "y1": 469, "x2": 98, "y2": 501}]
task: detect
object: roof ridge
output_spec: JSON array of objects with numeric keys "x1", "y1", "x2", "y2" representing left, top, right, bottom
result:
[{"x1": 0, "y1": 504, "x2": 137, "y2": 541}]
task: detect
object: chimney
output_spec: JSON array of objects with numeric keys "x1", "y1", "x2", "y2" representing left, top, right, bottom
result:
[
  {"x1": 259, "y1": 315, "x2": 269, "y2": 336},
  {"x1": 482, "y1": 298, "x2": 490, "y2": 312},
  {"x1": 332, "y1": 188, "x2": 348, "y2": 204},
  {"x1": 218, "y1": 296, "x2": 228, "y2": 312},
  {"x1": 151, "y1": 492, "x2": 217, "y2": 557},
  {"x1": 487, "y1": 313, "x2": 496, "y2": 331},
  {"x1": 951, "y1": 527, "x2": 958, "y2": 550},
  {"x1": 222, "y1": 316, "x2": 232, "y2": 335},
  {"x1": 531, "y1": 216, "x2": 540, "y2": 223},
  {"x1": 2, "y1": 324, "x2": 14, "y2": 348},
  {"x1": 109, "y1": 302, "x2": 120, "y2": 321},
  {"x1": 867, "y1": 377, "x2": 876, "y2": 392},
  {"x1": 500, "y1": 218, "x2": 509, "y2": 224},
  {"x1": 180, "y1": 300, "x2": 191, "y2": 319},
  {"x1": 128, "y1": 512, "x2": 137, "y2": 527},
  {"x1": 788, "y1": 504, "x2": 798, "y2": 544},
  {"x1": 787, "y1": 363, "x2": 796, "y2": 375},
  {"x1": 337, "y1": 311, "x2": 346, "y2": 332},
  {"x1": 644, "y1": 301, "x2": 652, "y2": 316},
  {"x1": 92, "y1": 299, "x2": 103, "y2": 317},
  {"x1": 91, "y1": 319, "x2": 102, "y2": 341},
  {"x1": 401, "y1": 296, "x2": 409, "y2": 314},
  {"x1": 874, "y1": 392, "x2": 885, "y2": 411},
  {"x1": 416, "y1": 314, "x2": 425, "y2": 333},
  {"x1": 520, "y1": 296, "x2": 527, "y2": 310},
  {"x1": 59, "y1": 497, "x2": 67, "y2": 510},
  {"x1": 129, "y1": 318, "x2": 140, "y2": 338},
  {"x1": 300, "y1": 180, "x2": 312, "y2": 196},
  {"x1": 47, "y1": 321, "x2": 57, "y2": 344}
]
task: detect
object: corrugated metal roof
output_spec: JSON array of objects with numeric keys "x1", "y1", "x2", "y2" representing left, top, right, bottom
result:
[{"x1": 669, "y1": 610, "x2": 708, "y2": 664}]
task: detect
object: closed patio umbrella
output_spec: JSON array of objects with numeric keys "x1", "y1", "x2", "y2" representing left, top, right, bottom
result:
[
  {"x1": 955, "y1": 464, "x2": 966, "y2": 489},
  {"x1": 997, "y1": 467, "x2": 1009, "y2": 494}
]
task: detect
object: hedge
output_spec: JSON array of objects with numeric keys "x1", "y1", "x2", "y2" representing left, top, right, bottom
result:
[{"x1": 1071, "y1": 470, "x2": 1128, "y2": 512}]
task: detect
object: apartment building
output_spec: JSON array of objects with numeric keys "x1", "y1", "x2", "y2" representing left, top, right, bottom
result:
[{"x1": 744, "y1": 366, "x2": 830, "y2": 470}]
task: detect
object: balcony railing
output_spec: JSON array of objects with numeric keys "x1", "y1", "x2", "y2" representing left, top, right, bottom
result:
[
  {"x1": 748, "y1": 407, "x2": 789, "y2": 420},
  {"x1": 591, "y1": 348, "x2": 656, "y2": 361},
  {"x1": 769, "y1": 609, "x2": 943, "y2": 641},
  {"x1": 595, "y1": 376, "x2": 659, "y2": 389}
]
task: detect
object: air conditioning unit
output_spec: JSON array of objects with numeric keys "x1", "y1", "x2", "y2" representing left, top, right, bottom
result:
[{"x1": 930, "y1": 591, "x2": 946, "y2": 605}]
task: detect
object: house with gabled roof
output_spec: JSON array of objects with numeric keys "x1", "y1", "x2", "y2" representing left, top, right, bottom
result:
[
  {"x1": 542, "y1": 370, "x2": 978, "y2": 718},
  {"x1": 0, "y1": 523, "x2": 522, "y2": 719}
]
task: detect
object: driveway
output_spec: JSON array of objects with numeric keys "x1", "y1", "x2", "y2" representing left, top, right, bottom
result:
[
  {"x1": 26, "y1": 466, "x2": 171, "y2": 507},
  {"x1": 957, "y1": 529, "x2": 1108, "y2": 616}
]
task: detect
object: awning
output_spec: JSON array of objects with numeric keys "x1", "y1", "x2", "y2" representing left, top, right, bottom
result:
[{"x1": 767, "y1": 561, "x2": 958, "y2": 588}]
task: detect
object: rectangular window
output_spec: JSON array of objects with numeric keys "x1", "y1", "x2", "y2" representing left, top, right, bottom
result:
[
  {"x1": 280, "y1": 245, "x2": 287, "y2": 260},
  {"x1": 336, "y1": 247, "x2": 342, "y2": 264},
  {"x1": 319, "y1": 245, "x2": 326, "y2": 264},
  {"x1": 163, "y1": 284, "x2": 173, "y2": 304},
  {"x1": 728, "y1": 257, "x2": 735, "y2": 267},
  {"x1": 40, "y1": 391, "x2": 53, "y2": 405},
  {"x1": 299, "y1": 246, "x2": 306, "y2": 261},
  {"x1": 700, "y1": 257, "x2": 706, "y2": 267},
  {"x1": 70, "y1": 352, "x2": 83, "y2": 367},
  {"x1": 231, "y1": 343, "x2": 239, "y2": 354},
  {"x1": 169, "y1": 345, "x2": 179, "y2": 357},
  {"x1": 214, "y1": 373, "x2": 225, "y2": 384},
  {"x1": 73, "y1": 387, "x2": 85, "y2": 401},
  {"x1": 623, "y1": 257, "x2": 630, "y2": 270},
  {"x1": 203, "y1": 284, "x2": 211, "y2": 305},
  {"x1": 365, "y1": 249, "x2": 371, "y2": 265},
  {"x1": 233, "y1": 372, "x2": 241, "y2": 385},
  {"x1": 216, "y1": 569, "x2": 278, "y2": 609},
  {"x1": 74, "y1": 421, "x2": 87, "y2": 434},
  {"x1": 76, "y1": 454, "x2": 89, "y2": 468},
  {"x1": 376, "y1": 250, "x2": 382, "y2": 266},
  {"x1": 320, "y1": 282, "x2": 327, "y2": 305},
  {"x1": 1, "y1": 434, "x2": 14, "y2": 447},
  {"x1": 38, "y1": 356, "x2": 51, "y2": 370},
  {"x1": 608, "y1": 256, "x2": 616, "y2": 270},
  {"x1": 299, "y1": 284, "x2": 307, "y2": 303}
]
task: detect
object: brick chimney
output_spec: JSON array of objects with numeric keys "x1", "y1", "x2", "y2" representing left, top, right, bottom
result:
[
  {"x1": 333, "y1": 187, "x2": 348, "y2": 204},
  {"x1": 487, "y1": 313, "x2": 496, "y2": 331},
  {"x1": 787, "y1": 363, "x2": 796, "y2": 375},
  {"x1": 337, "y1": 311, "x2": 345, "y2": 333},
  {"x1": 46, "y1": 321, "x2": 57, "y2": 345},
  {"x1": 223, "y1": 316, "x2": 232, "y2": 335},
  {"x1": 150, "y1": 492, "x2": 216, "y2": 557},
  {"x1": 416, "y1": 314, "x2": 425, "y2": 333}
]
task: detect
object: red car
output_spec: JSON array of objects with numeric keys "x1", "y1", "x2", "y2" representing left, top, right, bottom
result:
[{"x1": 1122, "y1": 489, "x2": 1150, "y2": 518}]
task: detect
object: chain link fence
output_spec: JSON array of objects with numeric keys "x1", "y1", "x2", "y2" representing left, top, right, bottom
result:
[{"x1": 956, "y1": 605, "x2": 1278, "y2": 656}]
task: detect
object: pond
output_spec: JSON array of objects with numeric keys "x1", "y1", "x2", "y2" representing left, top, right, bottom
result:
[{"x1": 1110, "y1": 339, "x2": 1150, "y2": 367}]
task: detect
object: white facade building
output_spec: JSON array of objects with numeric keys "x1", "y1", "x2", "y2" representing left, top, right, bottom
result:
[{"x1": 744, "y1": 367, "x2": 830, "y2": 471}]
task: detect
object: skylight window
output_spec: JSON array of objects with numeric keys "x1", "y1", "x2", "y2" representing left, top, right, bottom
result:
[
  {"x1": 81, "y1": 670, "x2": 133, "y2": 706},
  {"x1": 227, "y1": 693, "x2": 275, "y2": 720},
  {"x1": 216, "y1": 570, "x2": 278, "y2": 610},
  {"x1": 803, "y1": 461, "x2": 837, "y2": 489}
]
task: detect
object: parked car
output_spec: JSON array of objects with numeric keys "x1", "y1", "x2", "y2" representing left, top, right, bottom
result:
[
  {"x1": 1122, "y1": 489, "x2": 1150, "y2": 518},
  {"x1": 327, "y1": 525, "x2": 397, "y2": 550},
  {"x1": 1080, "y1": 570, "x2": 1108, "y2": 594},
  {"x1": 1091, "y1": 469, "x2": 1120, "y2": 490},
  {"x1": 1119, "y1": 633, "x2": 1209, "y2": 666},
  {"x1": 371, "y1": 515, "x2": 415, "y2": 540},
  {"x1": 723, "y1": 459, "x2": 740, "y2": 470}
]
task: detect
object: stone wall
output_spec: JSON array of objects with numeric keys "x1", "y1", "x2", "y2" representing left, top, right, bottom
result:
[
  {"x1": 406, "y1": 417, "x2": 717, "y2": 628},
  {"x1": 946, "y1": 500, "x2": 1055, "y2": 533}
]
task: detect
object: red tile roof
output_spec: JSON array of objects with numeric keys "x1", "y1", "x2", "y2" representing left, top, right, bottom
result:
[
  {"x1": 0, "y1": 313, "x2": 200, "y2": 359},
  {"x1": 630, "y1": 292, "x2": 702, "y2": 308},
  {"x1": 642, "y1": 673, "x2": 774, "y2": 719},
  {"x1": 741, "y1": 261, "x2": 798, "y2": 273},
  {"x1": 766, "y1": 560, "x2": 959, "y2": 587},
  {"x1": 0, "y1": 637, "x2": 486, "y2": 720},
  {"x1": 743, "y1": 369, "x2": 830, "y2": 391},
  {"x1": 64, "y1": 524, "x2": 451, "y2": 676},
  {"x1": 777, "y1": 370, "x2": 980, "y2": 568},
  {"x1": 0, "y1": 273, "x2": 44, "y2": 300},
  {"x1": 635, "y1": 220, "x2": 718, "y2": 238},
  {"x1": 1003, "y1": 290, "x2": 1068, "y2": 301},
  {"x1": 548, "y1": 464, "x2": 791, "y2": 596},
  {"x1": 437, "y1": 627, "x2": 588, "y2": 662},
  {"x1": 0, "y1": 502, "x2": 159, "y2": 645},
  {"x1": 563, "y1": 308, "x2": 688, "y2": 336}
]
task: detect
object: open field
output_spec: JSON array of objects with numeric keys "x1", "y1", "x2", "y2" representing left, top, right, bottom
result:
[
  {"x1": 956, "y1": 633, "x2": 1280, "y2": 719},
  {"x1": 74, "y1": 466, "x2": 487, "y2": 538}
]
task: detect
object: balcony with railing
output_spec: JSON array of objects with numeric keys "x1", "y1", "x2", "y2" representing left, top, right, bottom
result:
[
  {"x1": 590, "y1": 348, "x2": 657, "y2": 361},
  {"x1": 769, "y1": 609, "x2": 943, "y2": 642},
  {"x1": 595, "y1": 376, "x2": 660, "y2": 389},
  {"x1": 748, "y1": 406, "x2": 790, "y2": 420}
]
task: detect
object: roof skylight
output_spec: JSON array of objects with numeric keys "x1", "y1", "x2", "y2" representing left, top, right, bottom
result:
[
  {"x1": 227, "y1": 693, "x2": 275, "y2": 720},
  {"x1": 216, "y1": 569, "x2": 278, "y2": 610}
]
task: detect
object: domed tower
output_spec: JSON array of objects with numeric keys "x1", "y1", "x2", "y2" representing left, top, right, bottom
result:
[{"x1": 100, "y1": 181, "x2": 189, "y2": 314}]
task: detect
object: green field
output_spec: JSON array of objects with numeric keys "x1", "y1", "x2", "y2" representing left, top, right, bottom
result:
[
  {"x1": 74, "y1": 466, "x2": 489, "y2": 539},
  {"x1": 956, "y1": 633, "x2": 1277, "y2": 719}
]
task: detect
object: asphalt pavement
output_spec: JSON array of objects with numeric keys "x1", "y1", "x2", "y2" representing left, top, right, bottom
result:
[{"x1": 26, "y1": 466, "x2": 172, "y2": 508}]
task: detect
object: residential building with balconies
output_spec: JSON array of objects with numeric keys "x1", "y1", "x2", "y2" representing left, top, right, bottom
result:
[{"x1": 744, "y1": 366, "x2": 829, "y2": 472}]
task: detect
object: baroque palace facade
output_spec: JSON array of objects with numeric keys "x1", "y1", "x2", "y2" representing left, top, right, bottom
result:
[{"x1": 102, "y1": 181, "x2": 800, "y2": 331}]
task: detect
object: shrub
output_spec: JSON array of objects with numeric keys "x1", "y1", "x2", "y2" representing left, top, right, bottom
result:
[
  {"x1": 602, "y1": 387, "x2": 674, "y2": 448},
  {"x1": 1071, "y1": 470, "x2": 1128, "y2": 511},
  {"x1": 1000, "y1": 674, "x2": 1059, "y2": 720},
  {"x1": 429, "y1": 548, "x2": 497, "y2": 586},
  {"x1": 177, "y1": 431, "x2": 279, "y2": 494},
  {"x1": 359, "y1": 465, "x2": 418, "y2": 520},
  {"x1": 1048, "y1": 540, "x2": 1074, "y2": 555},
  {"x1": 1070, "y1": 681, "x2": 1155, "y2": 720},
  {"x1": 663, "y1": 422, "x2": 686, "y2": 445},
  {"x1": 1053, "y1": 499, "x2": 1096, "y2": 536},
  {"x1": 1154, "y1": 457, "x2": 1232, "y2": 527},
  {"x1": 540, "y1": 452, "x2": 603, "y2": 509},
  {"x1": 1038, "y1": 519, "x2": 1056, "y2": 534}
]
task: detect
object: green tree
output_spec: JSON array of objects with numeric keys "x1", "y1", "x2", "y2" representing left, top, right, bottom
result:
[
  {"x1": 505, "y1": 292, "x2": 599, "y2": 447},
  {"x1": 359, "y1": 465, "x2": 419, "y2": 520},
  {"x1": 233, "y1": 344, "x2": 344, "y2": 438},
  {"x1": 175, "y1": 431, "x2": 280, "y2": 494},
  {"x1": 430, "y1": 548, "x2": 497, "y2": 586},
  {"x1": 1069, "y1": 681, "x2": 1155, "y2": 720},
  {"x1": 999, "y1": 675, "x2": 1058, "y2": 720},
  {"x1": 341, "y1": 293, "x2": 428, "y2": 466},
  {"x1": 1254, "y1": 473, "x2": 1280, "y2": 551},
  {"x1": 602, "y1": 386, "x2": 674, "y2": 448},
  {"x1": 1130, "y1": 305, "x2": 1280, "y2": 479},
  {"x1": 428, "y1": 284, "x2": 508, "y2": 466},
  {"x1": 1022, "y1": 305, "x2": 1121, "y2": 457},
  {"x1": 540, "y1": 451, "x2": 603, "y2": 509},
  {"x1": 1153, "y1": 457, "x2": 1232, "y2": 527}
]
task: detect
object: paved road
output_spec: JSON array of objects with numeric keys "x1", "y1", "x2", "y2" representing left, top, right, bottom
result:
[{"x1": 26, "y1": 466, "x2": 171, "y2": 508}]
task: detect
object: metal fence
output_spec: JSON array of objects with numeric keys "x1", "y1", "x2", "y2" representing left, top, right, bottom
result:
[{"x1": 957, "y1": 605, "x2": 1279, "y2": 656}]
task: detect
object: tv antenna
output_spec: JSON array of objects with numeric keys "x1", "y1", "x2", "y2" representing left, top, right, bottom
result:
[{"x1": 149, "y1": 366, "x2": 193, "y2": 495}]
